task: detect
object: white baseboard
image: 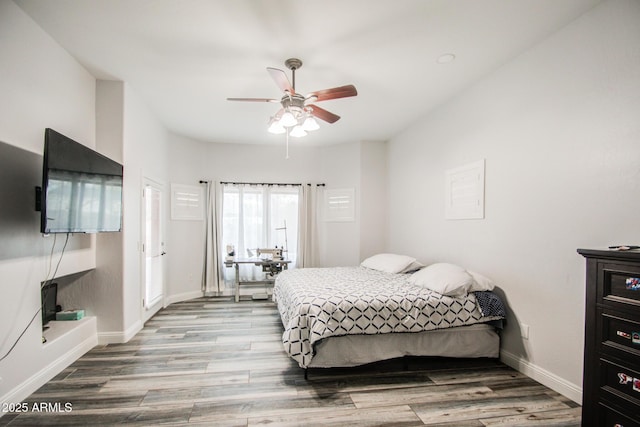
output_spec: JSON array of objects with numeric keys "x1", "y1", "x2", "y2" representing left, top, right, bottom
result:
[
  {"x1": 500, "y1": 349, "x2": 582, "y2": 404},
  {"x1": 165, "y1": 290, "x2": 203, "y2": 306},
  {"x1": 97, "y1": 290, "x2": 204, "y2": 346},
  {"x1": 97, "y1": 320, "x2": 142, "y2": 345},
  {"x1": 1, "y1": 326, "x2": 97, "y2": 408}
]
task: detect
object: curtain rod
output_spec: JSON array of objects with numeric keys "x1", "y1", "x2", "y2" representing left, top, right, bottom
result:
[
  {"x1": 201, "y1": 181, "x2": 325, "y2": 187},
  {"x1": 220, "y1": 181, "x2": 302, "y2": 187}
]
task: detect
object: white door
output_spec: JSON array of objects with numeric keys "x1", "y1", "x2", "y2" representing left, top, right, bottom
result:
[{"x1": 143, "y1": 181, "x2": 164, "y2": 317}]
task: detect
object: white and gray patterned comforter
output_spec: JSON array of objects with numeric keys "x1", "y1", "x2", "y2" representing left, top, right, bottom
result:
[{"x1": 272, "y1": 266, "x2": 503, "y2": 368}]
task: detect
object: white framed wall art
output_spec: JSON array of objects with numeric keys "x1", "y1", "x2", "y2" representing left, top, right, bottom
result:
[{"x1": 445, "y1": 159, "x2": 485, "y2": 220}]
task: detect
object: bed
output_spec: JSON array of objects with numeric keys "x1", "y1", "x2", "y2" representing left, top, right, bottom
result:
[{"x1": 272, "y1": 260, "x2": 506, "y2": 370}]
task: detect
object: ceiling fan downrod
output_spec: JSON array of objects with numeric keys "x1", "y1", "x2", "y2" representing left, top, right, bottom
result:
[{"x1": 284, "y1": 58, "x2": 302, "y2": 92}]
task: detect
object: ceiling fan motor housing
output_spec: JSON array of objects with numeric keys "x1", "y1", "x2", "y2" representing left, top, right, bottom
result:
[
  {"x1": 285, "y1": 58, "x2": 303, "y2": 71},
  {"x1": 281, "y1": 93, "x2": 307, "y2": 115}
]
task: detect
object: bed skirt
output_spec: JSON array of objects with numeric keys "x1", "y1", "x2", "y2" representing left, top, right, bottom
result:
[{"x1": 307, "y1": 323, "x2": 499, "y2": 368}]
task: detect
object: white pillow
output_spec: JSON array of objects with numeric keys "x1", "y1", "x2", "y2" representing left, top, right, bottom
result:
[
  {"x1": 408, "y1": 263, "x2": 475, "y2": 297},
  {"x1": 361, "y1": 253, "x2": 417, "y2": 274},
  {"x1": 468, "y1": 270, "x2": 495, "y2": 292}
]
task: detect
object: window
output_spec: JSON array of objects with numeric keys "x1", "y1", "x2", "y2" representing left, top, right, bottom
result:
[{"x1": 221, "y1": 184, "x2": 299, "y2": 274}]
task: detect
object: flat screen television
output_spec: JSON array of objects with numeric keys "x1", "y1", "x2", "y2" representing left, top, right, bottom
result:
[{"x1": 40, "y1": 128, "x2": 123, "y2": 234}]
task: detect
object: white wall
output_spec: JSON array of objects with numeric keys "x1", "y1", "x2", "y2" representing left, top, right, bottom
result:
[
  {"x1": 122, "y1": 83, "x2": 170, "y2": 328},
  {"x1": 94, "y1": 81, "x2": 126, "y2": 332},
  {"x1": 388, "y1": 0, "x2": 640, "y2": 402},
  {"x1": 359, "y1": 141, "x2": 388, "y2": 261},
  {"x1": 165, "y1": 134, "x2": 211, "y2": 302},
  {"x1": 317, "y1": 142, "x2": 362, "y2": 267},
  {"x1": 0, "y1": 0, "x2": 97, "y2": 404}
]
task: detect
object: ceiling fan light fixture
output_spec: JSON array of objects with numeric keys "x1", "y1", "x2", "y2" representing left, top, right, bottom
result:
[
  {"x1": 268, "y1": 118, "x2": 286, "y2": 134},
  {"x1": 279, "y1": 111, "x2": 297, "y2": 127},
  {"x1": 302, "y1": 116, "x2": 319, "y2": 131},
  {"x1": 290, "y1": 126, "x2": 307, "y2": 138}
]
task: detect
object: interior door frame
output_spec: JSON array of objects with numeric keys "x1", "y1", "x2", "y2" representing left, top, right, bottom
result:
[{"x1": 141, "y1": 176, "x2": 165, "y2": 323}]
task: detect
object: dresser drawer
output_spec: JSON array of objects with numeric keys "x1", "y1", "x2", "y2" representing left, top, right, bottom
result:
[
  {"x1": 601, "y1": 266, "x2": 640, "y2": 306},
  {"x1": 599, "y1": 402, "x2": 640, "y2": 427},
  {"x1": 601, "y1": 358, "x2": 640, "y2": 406},
  {"x1": 579, "y1": 249, "x2": 640, "y2": 426},
  {"x1": 601, "y1": 311, "x2": 640, "y2": 358}
]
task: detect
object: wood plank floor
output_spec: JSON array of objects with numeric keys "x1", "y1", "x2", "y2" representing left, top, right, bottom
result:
[{"x1": 4, "y1": 297, "x2": 581, "y2": 426}]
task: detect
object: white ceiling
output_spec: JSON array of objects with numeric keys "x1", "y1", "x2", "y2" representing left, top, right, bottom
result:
[{"x1": 16, "y1": 0, "x2": 601, "y2": 146}]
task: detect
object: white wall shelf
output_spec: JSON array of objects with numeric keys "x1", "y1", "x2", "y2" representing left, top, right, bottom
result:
[{"x1": 42, "y1": 316, "x2": 97, "y2": 347}]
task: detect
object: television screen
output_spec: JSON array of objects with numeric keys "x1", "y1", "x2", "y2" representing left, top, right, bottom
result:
[{"x1": 41, "y1": 128, "x2": 123, "y2": 234}]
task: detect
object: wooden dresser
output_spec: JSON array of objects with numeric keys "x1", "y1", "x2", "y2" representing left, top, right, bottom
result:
[{"x1": 578, "y1": 249, "x2": 640, "y2": 427}]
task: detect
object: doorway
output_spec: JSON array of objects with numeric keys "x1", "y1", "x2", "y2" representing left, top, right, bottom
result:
[{"x1": 142, "y1": 179, "x2": 164, "y2": 321}]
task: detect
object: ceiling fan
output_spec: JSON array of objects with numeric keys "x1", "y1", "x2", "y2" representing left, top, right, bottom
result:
[{"x1": 227, "y1": 58, "x2": 357, "y2": 137}]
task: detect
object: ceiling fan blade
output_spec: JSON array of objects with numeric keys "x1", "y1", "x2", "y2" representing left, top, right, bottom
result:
[
  {"x1": 267, "y1": 67, "x2": 295, "y2": 94},
  {"x1": 308, "y1": 104, "x2": 340, "y2": 123},
  {"x1": 227, "y1": 97, "x2": 279, "y2": 103},
  {"x1": 308, "y1": 85, "x2": 357, "y2": 102}
]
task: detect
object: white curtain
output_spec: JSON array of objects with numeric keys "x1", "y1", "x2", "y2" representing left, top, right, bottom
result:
[
  {"x1": 202, "y1": 181, "x2": 222, "y2": 294},
  {"x1": 221, "y1": 183, "x2": 300, "y2": 283},
  {"x1": 297, "y1": 184, "x2": 321, "y2": 268}
]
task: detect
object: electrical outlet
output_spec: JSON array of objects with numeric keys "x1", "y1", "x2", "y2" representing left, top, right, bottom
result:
[{"x1": 521, "y1": 323, "x2": 530, "y2": 340}]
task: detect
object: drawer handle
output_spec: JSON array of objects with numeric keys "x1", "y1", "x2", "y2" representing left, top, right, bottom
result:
[
  {"x1": 616, "y1": 330, "x2": 640, "y2": 345},
  {"x1": 618, "y1": 373, "x2": 633, "y2": 384},
  {"x1": 618, "y1": 372, "x2": 640, "y2": 392},
  {"x1": 616, "y1": 330, "x2": 631, "y2": 339},
  {"x1": 625, "y1": 277, "x2": 640, "y2": 290}
]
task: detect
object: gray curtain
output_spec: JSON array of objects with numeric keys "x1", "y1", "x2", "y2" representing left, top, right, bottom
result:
[
  {"x1": 297, "y1": 184, "x2": 321, "y2": 268},
  {"x1": 202, "y1": 181, "x2": 222, "y2": 294}
]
